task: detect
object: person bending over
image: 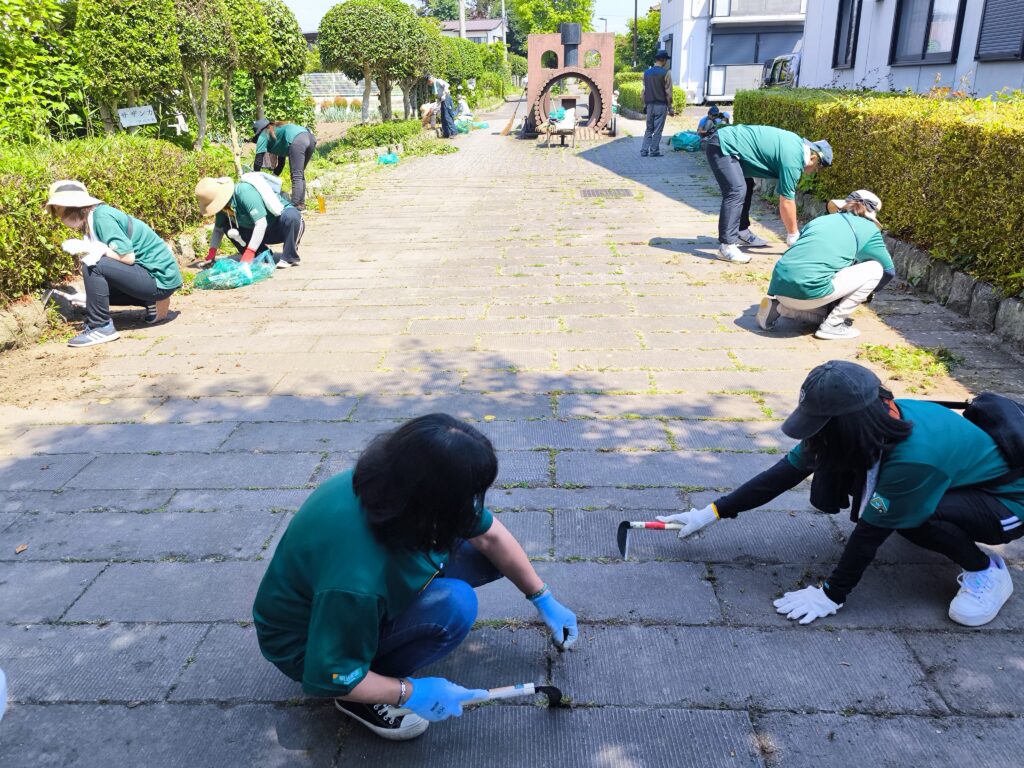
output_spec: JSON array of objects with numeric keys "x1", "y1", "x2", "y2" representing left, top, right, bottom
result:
[
  {"x1": 756, "y1": 190, "x2": 895, "y2": 341},
  {"x1": 658, "y1": 361, "x2": 1023, "y2": 627},
  {"x1": 253, "y1": 414, "x2": 579, "y2": 741},
  {"x1": 251, "y1": 119, "x2": 317, "y2": 210}
]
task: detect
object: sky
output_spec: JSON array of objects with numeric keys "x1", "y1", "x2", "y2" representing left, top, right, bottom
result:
[{"x1": 282, "y1": 0, "x2": 640, "y2": 35}]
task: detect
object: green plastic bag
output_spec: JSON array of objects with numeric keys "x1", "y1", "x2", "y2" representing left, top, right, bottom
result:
[
  {"x1": 549, "y1": 107, "x2": 566, "y2": 122},
  {"x1": 455, "y1": 119, "x2": 472, "y2": 134},
  {"x1": 472, "y1": 121, "x2": 489, "y2": 129},
  {"x1": 671, "y1": 131, "x2": 702, "y2": 152},
  {"x1": 194, "y1": 252, "x2": 275, "y2": 290},
  {"x1": 377, "y1": 152, "x2": 399, "y2": 165}
]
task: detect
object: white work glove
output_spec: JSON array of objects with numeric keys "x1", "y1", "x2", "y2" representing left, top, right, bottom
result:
[
  {"x1": 63, "y1": 239, "x2": 108, "y2": 266},
  {"x1": 773, "y1": 585, "x2": 842, "y2": 625},
  {"x1": 785, "y1": 232, "x2": 800, "y2": 247},
  {"x1": 656, "y1": 504, "x2": 719, "y2": 539}
]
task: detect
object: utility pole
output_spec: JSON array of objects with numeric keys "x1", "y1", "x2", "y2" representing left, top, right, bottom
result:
[
  {"x1": 633, "y1": 0, "x2": 638, "y2": 68},
  {"x1": 501, "y1": 0, "x2": 508, "y2": 61},
  {"x1": 459, "y1": 0, "x2": 466, "y2": 38}
]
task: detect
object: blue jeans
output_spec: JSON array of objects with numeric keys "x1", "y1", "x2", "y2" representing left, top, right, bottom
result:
[{"x1": 370, "y1": 541, "x2": 502, "y2": 678}]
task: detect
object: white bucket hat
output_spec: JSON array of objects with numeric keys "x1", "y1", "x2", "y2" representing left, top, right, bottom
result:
[
  {"x1": 828, "y1": 189, "x2": 883, "y2": 228},
  {"x1": 44, "y1": 180, "x2": 102, "y2": 214}
]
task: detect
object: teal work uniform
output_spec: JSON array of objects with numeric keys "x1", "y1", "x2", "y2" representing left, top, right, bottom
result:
[
  {"x1": 768, "y1": 212, "x2": 894, "y2": 300},
  {"x1": 252, "y1": 470, "x2": 494, "y2": 697},
  {"x1": 788, "y1": 400, "x2": 1024, "y2": 529},
  {"x1": 90, "y1": 204, "x2": 182, "y2": 291},
  {"x1": 213, "y1": 181, "x2": 292, "y2": 230},
  {"x1": 716, "y1": 124, "x2": 806, "y2": 199},
  {"x1": 254, "y1": 123, "x2": 309, "y2": 158}
]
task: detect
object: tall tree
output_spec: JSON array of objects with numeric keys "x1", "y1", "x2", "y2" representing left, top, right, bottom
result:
[
  {"x1": 616, "y1": 6, "x2": 659, "y2": 71},
  {"x1": 424, "y1": 0, "x2": 459, "y2": 21},
  {"x1": 254, "y1": 0, "x2": 308, "y2": 120},
  {"x1": 224, "y1": 0, "x2": 277, "y2": 170},
  {"x1": 76, "y1": 0, "x2": 182, "y2": 133},
  {"x1": 174, "y1": 0, "x2": 236, "y2": 150},
  {"x1": 508, "y1": 0, "x2": 592, "y2": 37}
]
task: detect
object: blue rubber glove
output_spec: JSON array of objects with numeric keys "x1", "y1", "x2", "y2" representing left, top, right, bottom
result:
[
  {"x1": 404, "y1": 677, "x2": 488, "y2": 721},
  {"x1": 531, "y1": 590, "x2": 579, "y2": 650}
]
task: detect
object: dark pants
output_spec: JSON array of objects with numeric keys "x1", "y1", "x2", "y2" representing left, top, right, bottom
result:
[
  {"x1": 898, "y1": 489, "x2": 1024, "y2": 572},
  {"x1": 371, "y1": 541, "x2": 502, "y2": 678},
  {"x1": 286, "y1": 131, "x2": 316, "y2": 210},
  {"x1": 641, "y1": 102, "x2": 668, "y2": 154},
  {"x1": 705, "y1": 134, "x2": 754, "y2": 244},
  {"x1": 82, "y1": 258, "x2": 177, "y2": 328},
  {"x1": 439, "y1": 95, "x2": 457, "y2": 138},
  {"x1": 237, "y1": 207, "x2": 304, "y2": 264}
]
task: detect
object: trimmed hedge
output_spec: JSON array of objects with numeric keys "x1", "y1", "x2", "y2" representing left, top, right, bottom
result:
[
  {"x1": 0, "y1": 136, "x2": 233, "y2": 305},
  {"x1": 342, "y1": 119, "x2": 424, "y2": 149},
  {"x1": 734, "y1": 88, "x2": 1024, "y2": 294},
  {"x1": 617, "y1": 82, "x2": 686, "y2": 115},
  {"x1": 613, "y1": 71, "x2": 643, "y2": 90}
]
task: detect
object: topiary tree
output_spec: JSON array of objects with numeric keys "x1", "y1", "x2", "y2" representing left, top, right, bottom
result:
[
  {"x1": 318, "y1": 0, "x2": 410, "y2": 123},
  {"x1": 254, "y1": 0, "x2": 308, "y2": 120},
  {"x1": 398, "y1": 17, "x2": 442, "y2": 120},
  {"x1": 223, "y1": 0, "x2": 277, "y2": 170},
  {"x1": 373, "y1": 0, "x2": 429, "y2": 121},
  {"x1": 509, "y1": 0, "x2": 593, "y2": 36},
  {"x1": 174, "y1": 0, "x2": 236, "y2": 150},
  {"x1": 76, "y1": 0, "x2": 183, "y2": 133}
]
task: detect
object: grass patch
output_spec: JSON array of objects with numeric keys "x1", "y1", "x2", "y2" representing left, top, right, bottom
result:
[
  {"x1": 858, "y1": 343, "x2": 963, "y2": 391},
  {"x1": 38, "y1": 302, "x2": 77, "y2": 344}
]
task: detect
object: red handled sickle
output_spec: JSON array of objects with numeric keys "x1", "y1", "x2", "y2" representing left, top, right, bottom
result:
[{"x1": 617, "y1": 521, "x2": 682, "y2": 560}]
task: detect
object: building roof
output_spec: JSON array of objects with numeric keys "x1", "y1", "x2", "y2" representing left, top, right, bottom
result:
[{"x1": 440, "y1": 18, "x2": 504, "y2": 33}]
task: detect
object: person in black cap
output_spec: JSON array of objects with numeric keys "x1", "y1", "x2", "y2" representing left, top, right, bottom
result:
[
  {"x1": 657, "y1": 360, "x2": 1024, "y2": 627},
  {"x1": 640, "y1": 50, "x2": 674, "y2": 158},
  {"x1": 706, "y1": 123, "x2": 832, "y2": 264},
  {"x1": 251, "y1": 119, "x2": 317, "y2": 210}
]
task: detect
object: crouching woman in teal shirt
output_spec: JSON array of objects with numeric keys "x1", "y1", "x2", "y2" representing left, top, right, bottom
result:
[
  {"x1": 757, "y1": 190, "x2": 896, "y2": 341},
  {"x1": 45, "y1": 180, "x2": 183, "y2": 348},
  {"x1": 658, "y1": 361, "x2": 1024, "y2": 628},
  {"x1": 253, "y1": 413, "x2": 579, "y2": 741}
]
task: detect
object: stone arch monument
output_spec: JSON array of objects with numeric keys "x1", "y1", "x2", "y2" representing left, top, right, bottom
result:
[{"x1": 523, "y1": 24, "x2": 615, "y2": 136}]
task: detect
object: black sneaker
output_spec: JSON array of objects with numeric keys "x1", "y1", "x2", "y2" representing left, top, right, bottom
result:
[
  {"x1": 649, "y1": 152, "x2": 663, "y2": 157},
  {"x1": 640, "y1": 150, "x2": 649, "y2": 157},
  {"x1": 144, "y1": 304, "x2": 158, "y2": 323},
  {"x1": 334, "y1": 700, "x2": 429, "y2": 741}
]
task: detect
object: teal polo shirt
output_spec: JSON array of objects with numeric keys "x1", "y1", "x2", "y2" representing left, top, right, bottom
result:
[
  {"x1": 252, "y1": 469, "x2": 494, "y2": 697},
  {"x1": 716, "y1": 124, "x2": 806, "y2": 199},
  {"x1": 90, "y1": 204, "x2": 182, "y2": 291},
  {"x1": 255, "y1": 123, "x2": 309, "y2": 157},
  {"x1": 213, "y1": 181, "x2": 292, "y2": 230}
]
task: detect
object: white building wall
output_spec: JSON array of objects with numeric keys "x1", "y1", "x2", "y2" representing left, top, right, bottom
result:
[
  {"x1": 801, "y1": 0, "x2": 1024, "y2": 95},
  {"x1": 660, "y1": 0, "x2": 712, "y2": 103}
]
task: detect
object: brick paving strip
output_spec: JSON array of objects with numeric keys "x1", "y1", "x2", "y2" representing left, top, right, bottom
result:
[{"x1": 2, "y1": 104, "x2": 1024, "y2": 766}]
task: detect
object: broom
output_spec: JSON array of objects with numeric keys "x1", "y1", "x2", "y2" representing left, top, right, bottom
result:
[{"x1": 501, "y1": 87, "x2": 529, "y2": 136}]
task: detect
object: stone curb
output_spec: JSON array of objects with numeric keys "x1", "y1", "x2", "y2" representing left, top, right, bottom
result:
[{"x1": 753, "y1": 179, "x2": 1024, "y2": 352}]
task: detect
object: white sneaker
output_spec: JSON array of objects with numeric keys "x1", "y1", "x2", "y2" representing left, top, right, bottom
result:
[
  {"x1": 738, "y1": 229, "x2": 769, "y2": 247},
  {"x1": 275, "y1": 258, "x2": 291, "y2": 269},
  {"x1": 814, "y1": 321, "x2": 860, "y2": 340},
  {"x1": 756, "y1": 297, "x2": 780, "y2": 331},
  {"x1": 948, "y1": 554, "x2": 1014, "y2": 627},
  {"x1": 334, "y1": 700, "x2": 430, "y2": 740},
  {"x1": 717, "y1": 243, "x2": 751, "y2": 264}
]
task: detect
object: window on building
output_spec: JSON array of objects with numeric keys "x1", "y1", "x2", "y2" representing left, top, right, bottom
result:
[
  {"x1": 662, "y1": 34, "x2": 674, "y2": 67},
  {"x1": 709, "y1": 30, "x2": 801, "y2": 65},
  {"x1": 890, "y1": 0, "x2": 966, "y2": 65},
  {"x1": 833, "y1": 0, "x2": 862, "y2": 69},
  {"x1": 469, "y1": 36, "x2": 485, "y2": 44},
  {"x1": 976, "y1": 0, "x2": 1024, "y2": 61}
]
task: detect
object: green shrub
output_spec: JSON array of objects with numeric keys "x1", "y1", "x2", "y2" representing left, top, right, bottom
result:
[
  {"x1": 617, "y1": 82, "x2": 685, "y2": 115},
  {"x1": 734, "y1": 88, "x2": 1024, "y2": 294},
  {"x1": 342, "y1": 119, "x2": 423, "y2": 149},
  {"x1": 614, "y1": 71, "x2": 642, "y2": 90},
  {"x1": 477, "y1": 71, "x2": 510, "y2": 100},
  {"x1": 0, "y1": 135, "x2": 233, "y2": 304}
]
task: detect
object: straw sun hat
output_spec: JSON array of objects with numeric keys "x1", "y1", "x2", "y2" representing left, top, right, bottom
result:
[{"x1": 44, "y1": 180, "x2": 101, "y2": 215}]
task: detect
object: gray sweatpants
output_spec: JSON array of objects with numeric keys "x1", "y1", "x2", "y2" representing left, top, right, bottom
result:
[
  {"x1": 777, "y1": 261, "x2": 884, "y2": 326},
  {"x1": 641, "y1": 103, "x2": 668, "y2": 154},
  {"x1": 286, "y1": 131, "x2": 316, "y2": 210}
]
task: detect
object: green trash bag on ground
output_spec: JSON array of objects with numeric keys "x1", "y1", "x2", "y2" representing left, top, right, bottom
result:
[
  {"x1": 377, "y1": 152, "x2": 399, "y2": 165},
  {"x1": 473, "y1": 121, "x2": 489, "y2": 129},
  {"x1": 455, "y1": 120, "x2": 472, "y2": 134},
  {"x1": 671, "y1": 131, "x2": 702, "y2": 152},
  {"x1": 194, "y1": 253, "x2": 275, "y2": 290}
]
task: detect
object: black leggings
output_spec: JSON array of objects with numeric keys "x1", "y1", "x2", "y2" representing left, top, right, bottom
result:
[{"x1": 824, "y1": 488, "x2": 1024, "y2": 603}]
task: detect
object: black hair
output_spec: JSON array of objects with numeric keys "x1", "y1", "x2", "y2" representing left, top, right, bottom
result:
[
  {"x1": 801, "y1": 387, "x2": 913, "y2": 473},
  {"x1": 353, "y1": 413, "x2": 498, "y2": 553}
]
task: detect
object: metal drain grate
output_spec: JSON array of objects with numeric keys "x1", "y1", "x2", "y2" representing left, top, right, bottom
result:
[{"x1": 579, "y1": 188, "x2": 634, "y2": 198}]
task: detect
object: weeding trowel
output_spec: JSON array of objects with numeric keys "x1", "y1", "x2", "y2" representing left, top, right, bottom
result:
[
  {"x1": 394, "y1": 682, "x2": 565, "y2": 717},
  {"x1": 616, "y1": 520, "x2": 682, "y2": 560}
]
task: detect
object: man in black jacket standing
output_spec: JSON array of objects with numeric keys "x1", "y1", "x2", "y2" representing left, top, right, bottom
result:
[{"x1": 640, "y1": 50, "x2": 674, "y2": 158}]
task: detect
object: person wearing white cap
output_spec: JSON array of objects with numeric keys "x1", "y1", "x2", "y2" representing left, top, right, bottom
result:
[
  {"x1": 755, "y1": 190, "x2": 895, "y2": 340},
  {"x1": 706, "y1": 124, "x2": 832, "y2": 263},
  {"x1": 195, "y1": 176, "x2": 304, "y2": 269},
  {"x1": 657, "y1": 360, "x2": 1024, "y2": 627},
  {"x1": 45, "y1": 180, "x2": 183, "y2": 348}
]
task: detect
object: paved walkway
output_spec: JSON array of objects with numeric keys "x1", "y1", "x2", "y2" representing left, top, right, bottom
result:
[{"x1": 2, "y1": 102, "x2": 1024, "y2": 767}]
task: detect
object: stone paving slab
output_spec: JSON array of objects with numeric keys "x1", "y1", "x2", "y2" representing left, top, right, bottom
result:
[
  {"x1": 342, "y1": 706, "x2": 764, "y2": 768},
  {"x1": 0, "y1": 562, "x2": 104, "y2": 622},
  {"x1": 666, "y1": 420, "x2": 786, "y2": 451},
  {"x1": 492, "y1": 510, "x2": 551, "y2": 558},
  {"x1": 489, "y1": 486, "x2": 684, "y2": 512},
  {"x1": 0, "y1": 398, "x2": 164, "y2": 427},
  {"x1": 420, "y1": 627, "x2": 550, "y2": 690},
  {"x1": 219, "y1": 420, "x2": 385, "y2": 453},
  {"x1": 145, "y1": 395, "x2": 358, "y2": 424},
  {"x1": 64, "y1": 452, "x2": 322, "y2": 490},
  {"x1": 352, "y1": 393, "x2": 554, "y2": 421},
  {"x1": 0, "y1": 704, "x2": 339, "y2": 767},
  {"x1": 482, "y1": 418, "x2": 670, "y2": 450},
  {"x1": 903, "y1": 632, "x2": 1024, "y2": 715},
  {"x1": 558, "y1": 393, "x2": 767, "y2": 420},
  {"x1": 65, "y1": 562, "x2": 266, "y2": 622},
  {"x1": 7, "y1": 422, "x2": 236, "y2": 455},
  {"x1": 557, "y1": 625, "x2": 945, "y2": 714},
  {"x1": 0, "y1": 488, "x2": 174, "y2": 513},
  {"x1": 166, "y1": 489, "x2": 310, "y2": 512},
  {"x1": 0, "y1": 623, "x2": 204, "y2": 701},
  {"x1": 755, "y1": 712, "x2": 1024, "y2": 768},
  {"x1": 555, "y1": 451, "x2": 780, "y2": 489},
  {"x1": 0, "y1": 510, "x2": 279, "y2": 561},
  {"x1": 0, "y1": 453, "x2": 94, "y2": 491}
]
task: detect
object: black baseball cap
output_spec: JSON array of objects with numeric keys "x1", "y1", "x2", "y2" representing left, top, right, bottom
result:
[
  {"x1": 655, "y1": 49, "x2": 669, "y2": 60},
  {"x1": 782, "y1": 361, "x2": 882, "y2": 439}
]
